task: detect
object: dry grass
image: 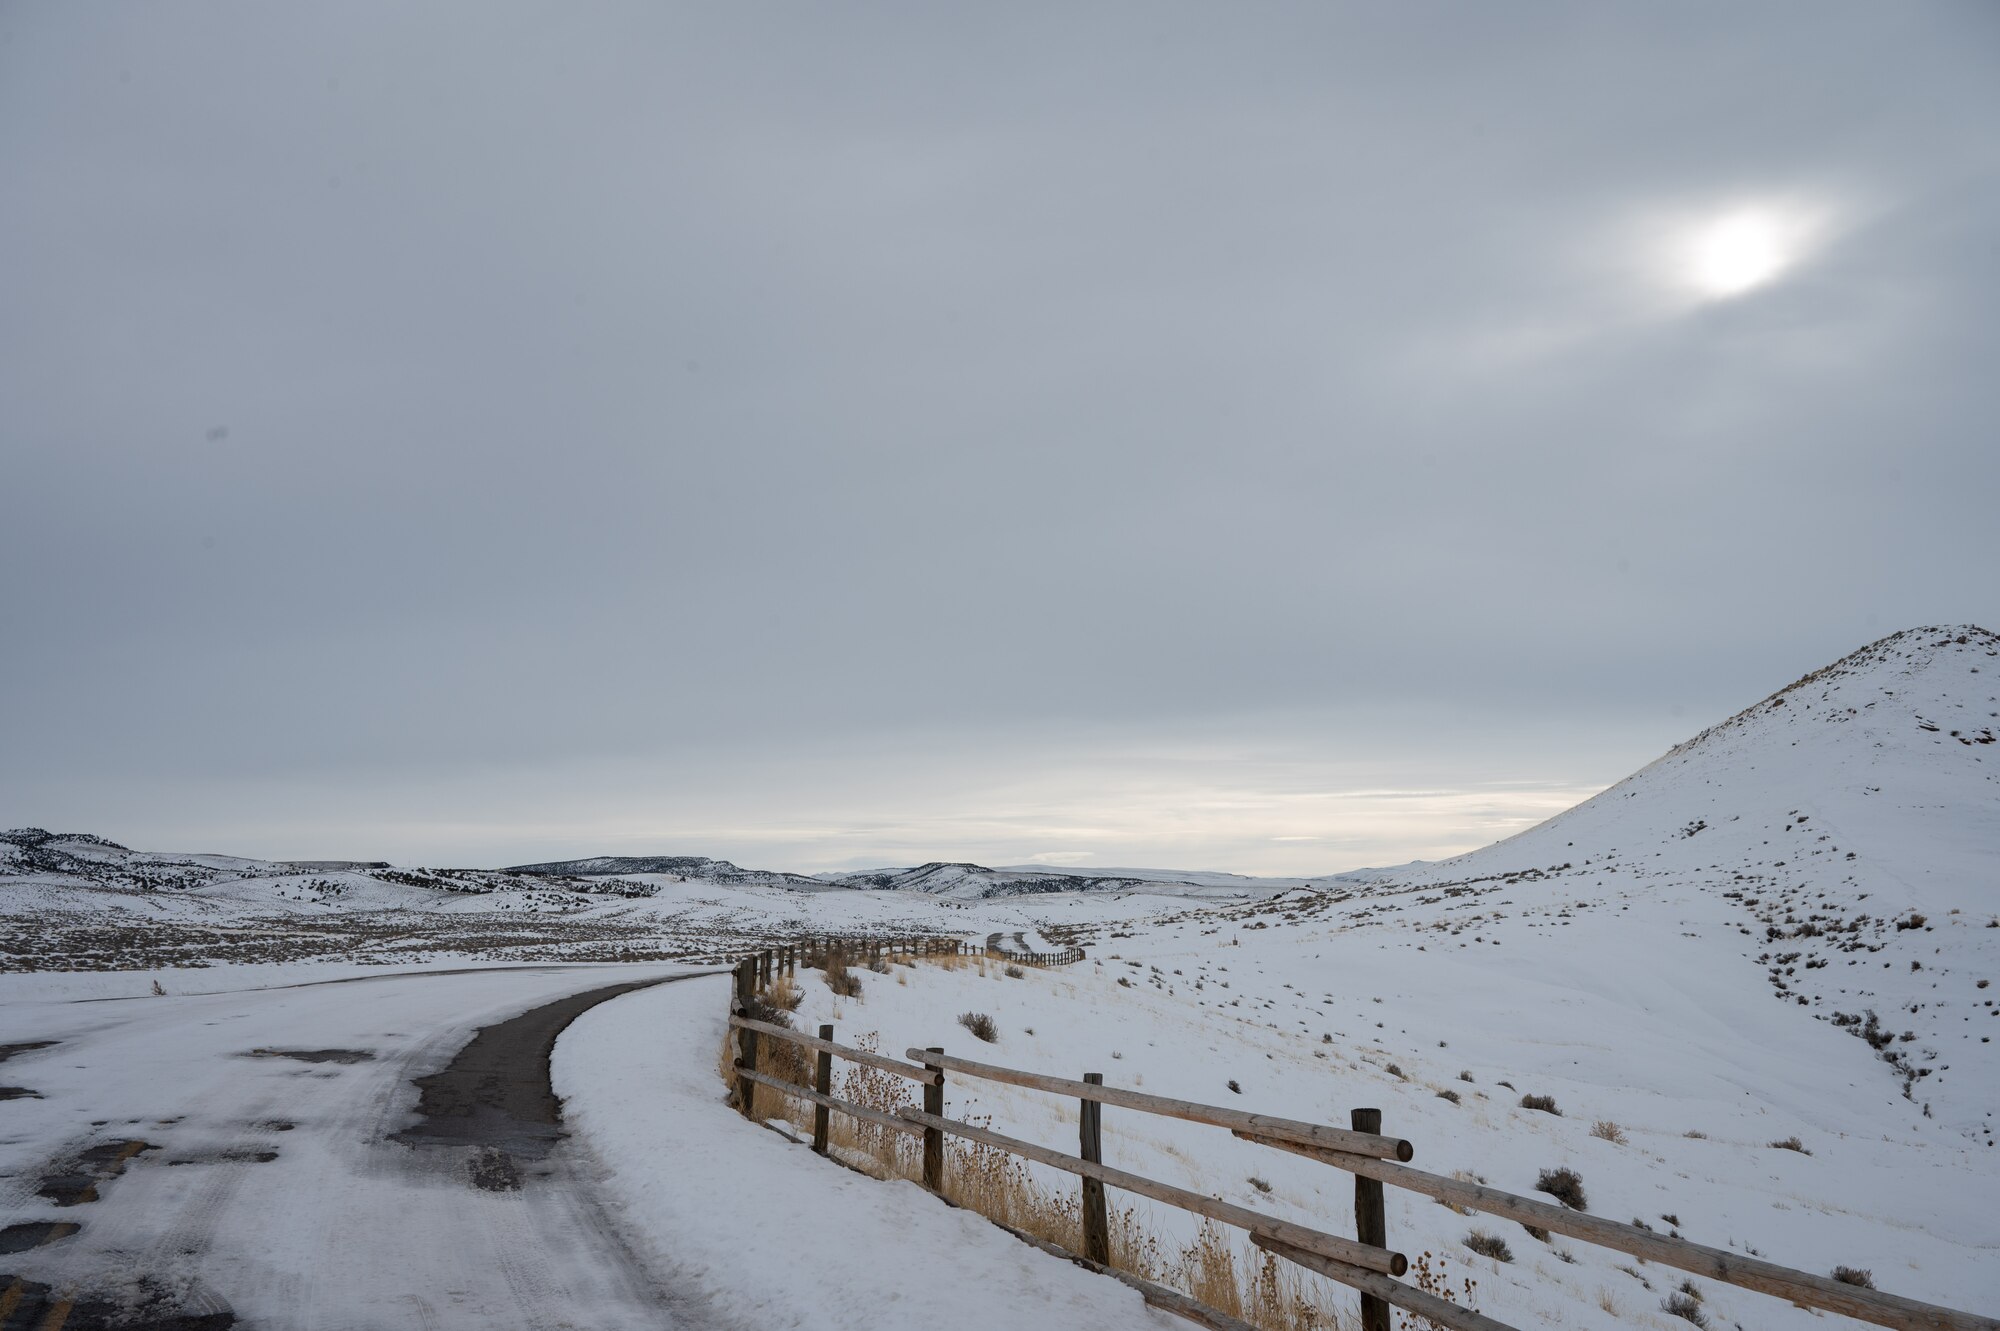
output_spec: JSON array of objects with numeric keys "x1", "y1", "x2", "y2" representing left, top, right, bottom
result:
[
  {"x1": 715, "y1": 1025, "x2": 1357, "y2": 1331},
  {"x1": 764, "y1": 973, "x2": 803, "y2": 1010},
  {"x1": 922, "y1": 950, "x2": 991, "y2": 976},
  {"x1": 821, "y1": 951, "x2": 864, "y2": 998},
  {"x1": 1596, "y1": 1286, "x2": 1622, "y2": 1315},
  {"x1": 1590, "y1": 1119, "x2": 1628, "y2": 1145},
  {"x1": 1536, "y1": 1167, "x2": 1588, "y2": 1211},
  {"x1": 1661, "y1": 1289, "x2": 1708, "y2": 1326},
  {"x1": 1127, "y1": 1222, "x2": 1354, "y2": 1331}
]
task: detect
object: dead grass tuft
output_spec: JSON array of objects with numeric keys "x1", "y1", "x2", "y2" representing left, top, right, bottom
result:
[
  {"x1": 822, "y1": 951, "x2": 864, "y2": 998},
  {"x1": 1590, "y1": 1119, "x2": 1627, "y2": 1144},
  {"x1": 1661, "y1": 1289, "x2": 1708, "y2": 1326},
  {"x1": 763, "y1": 973, "x2": 803, "y2": 1012}
]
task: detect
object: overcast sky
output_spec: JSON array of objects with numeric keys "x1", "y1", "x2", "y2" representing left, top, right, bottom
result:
[{"x1": 3, "y1": 3, "x2": 1995, "y2": 874}]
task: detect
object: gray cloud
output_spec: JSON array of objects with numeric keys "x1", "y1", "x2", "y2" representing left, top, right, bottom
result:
[{"x1": 3, "y1": 2, "x2": 1995, "y2": 870}]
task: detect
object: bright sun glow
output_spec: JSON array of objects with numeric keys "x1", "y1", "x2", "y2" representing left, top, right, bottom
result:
[{"x1": 1681, "y1": 208, "x2": 1809, "y2": 299}]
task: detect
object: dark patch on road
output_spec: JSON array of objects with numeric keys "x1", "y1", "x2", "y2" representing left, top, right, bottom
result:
[
  {"x1": 468, "y1": 1146, "x2": 523, "y2": 1191},
  {"x1": 0, "y1": 1222, "x2": 79, "y2": 1254},
  {"x1": 36, "y1": 1140, "x2": 157, "y2": 1207},
  {"x1": 0, "y1": 1272, "x2": 236, "y2": 1330},
  {"x1": 389, "y1": 975, "x2": 688, "y2": 1189},
  {"x1": 239, "y1": 1048, "x2": 374, "y2": 1065},
  {"x1": 0, "y1": 1088, "x2": 40, "y2": 1101},
  {"x1": 0, "y1": 1041, "x2": 56, "y2": 1064}
]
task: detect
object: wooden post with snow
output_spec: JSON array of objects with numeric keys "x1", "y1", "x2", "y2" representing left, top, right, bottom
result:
[
  {"x1": 735, "y1": 958, "x2": 760, "y2": 1121},
  {"x1": 921, "y1": 1046, "x2": 945, "y2": 1192},
  {"x1": 1081, "y1": 1071, "x2": 1110, "y2": 1263},
  {"x1": 1352, "y1": 1107, "x2": 1391, "y2": 1331},
  {"x1": 813, "y1": 1023, "x2": 834, "y2": 1155}
]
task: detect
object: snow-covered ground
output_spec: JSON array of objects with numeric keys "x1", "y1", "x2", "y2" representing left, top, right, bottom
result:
[
  {"x1": 555, "y1": 975, "x2": 1179, "y2": 1331},
  {"x1": 0, "y1": 963, "x2": 711, "y2": 1327},
  {"x1": 727, "y1": 914, "x2": 1995, "y2": 1327},
  {"x1": 3, "y1": 625, "x2": 1995, "y2": 1328}
]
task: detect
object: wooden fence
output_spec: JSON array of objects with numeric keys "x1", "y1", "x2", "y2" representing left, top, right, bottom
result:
[
  {"x1": 724, "y1": 944, "x2": 1997, "y2": 1331},
  {"x1": 988, "y1": 943, "x2": 1085, "y2": 966}
]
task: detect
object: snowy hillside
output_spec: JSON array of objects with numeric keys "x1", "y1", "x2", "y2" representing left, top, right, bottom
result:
[
  {"x1": 821, "y1": 860, "x2": 1288, "y2": 900},
  {"x1": 1246, "y1": 625, "x2": 2000, "y2": 1135}
]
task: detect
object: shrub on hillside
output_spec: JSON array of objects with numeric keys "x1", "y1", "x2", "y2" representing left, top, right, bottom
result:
[
  {"x1": 1464, "y1": 1230, "x2": 1513, "y2": 1262},
  {"x1": 1520, "y1": 1093, "x2": 1561, "y2": 1115},
  {"x1": 1768, "y1": 1136, "x2": 1811, "y2": 1154},
  {"x1": 1831, "y1": 1266, "x2": 1875, "y2": 1289},
  {"x1": 958, "y1": 1011, "x2": 999, "y2": 1043},
  {"x1": 1660, "y1": 1290, "x2": 1707, "y2": 1327},
  {"x1": 1590, "y1": 1119, "x2": 1627, "y2": 1144},
  {"x1": 1004, "y1": 965, "x2": 1025, "y2": 979},
  {"x1": 822, "y1": 954, "x2": 864, "y2": 998},
  {"x1": 1535, "y1": 1167, "x2": 1588, "y2": 1211}
]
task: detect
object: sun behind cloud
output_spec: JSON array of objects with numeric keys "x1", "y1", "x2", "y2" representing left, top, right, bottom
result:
[{"x1": 1673, "y1": 203, "x2": 1828, "y2": 300}]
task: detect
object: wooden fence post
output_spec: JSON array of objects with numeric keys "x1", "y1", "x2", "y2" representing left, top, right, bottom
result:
[
  {"x1": 1353, "y1": 1107, "x2": 1391, "y2": 1331},
  {"x1": 1082, "y1": 1072, "x2": 1110, "y2": 1264},
  {"x1": 813, "y1": 1023, "x2": 834, "y2": 1155},
  {"x1": 737, "y1": 1014, "x2": 760, "y2": 1121},
  {"x1": 922, "y1": 1046, "x2": 945, "y2": 1193}
]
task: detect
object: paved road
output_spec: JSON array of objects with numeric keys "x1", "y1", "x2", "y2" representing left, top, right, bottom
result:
[{"x1": 0, "y1": 965, "x2": 722, "y2": 1330}]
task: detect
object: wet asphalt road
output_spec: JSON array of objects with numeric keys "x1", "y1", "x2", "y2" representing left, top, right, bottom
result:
[{"x1": 1, "y1": 965, "x2": 720, "y2": 1330}]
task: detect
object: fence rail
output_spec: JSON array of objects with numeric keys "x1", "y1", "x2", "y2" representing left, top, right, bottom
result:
[{"x1": 722, "y1": 945, "x2": 1998, "y2": 1331}]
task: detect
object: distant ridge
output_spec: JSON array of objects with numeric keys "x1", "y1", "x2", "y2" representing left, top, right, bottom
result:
[
  {"x1": 501, "y1": 853, "x2": 835, "y2": 891},
  {"x1": 818, "y1": 860, "x2": 1284, "y2": 901}
]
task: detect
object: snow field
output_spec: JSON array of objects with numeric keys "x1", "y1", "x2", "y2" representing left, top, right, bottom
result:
[
  {"x1": 552, "y1": 973, "x2": 1180, "y2": 1331},
  {"x1": 685, "y1": 937, "x2": 1999, "y2": 1330}
]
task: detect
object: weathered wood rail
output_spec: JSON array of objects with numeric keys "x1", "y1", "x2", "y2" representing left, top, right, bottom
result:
[{"x1": 724, "y1": 945, "x2": 1998, "y2": 1331}]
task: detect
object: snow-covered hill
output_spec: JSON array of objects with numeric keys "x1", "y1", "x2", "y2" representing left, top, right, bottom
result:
[
  {"x1": 819, "y1": 860, "x2": 1287, "y2": 900},
  {"x1": 1256, "y1": 624, "x2": 1999, "y2": 1134}
]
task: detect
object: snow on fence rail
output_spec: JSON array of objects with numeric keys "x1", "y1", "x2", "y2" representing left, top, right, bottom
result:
[{"x1": 724, "y1": 945, "x2": 1998, "y2": 1331}]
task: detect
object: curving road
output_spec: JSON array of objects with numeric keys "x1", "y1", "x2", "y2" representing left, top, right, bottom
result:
[{"x1": 0, "y1": 965, "x2": 725, "y2": 1330}]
